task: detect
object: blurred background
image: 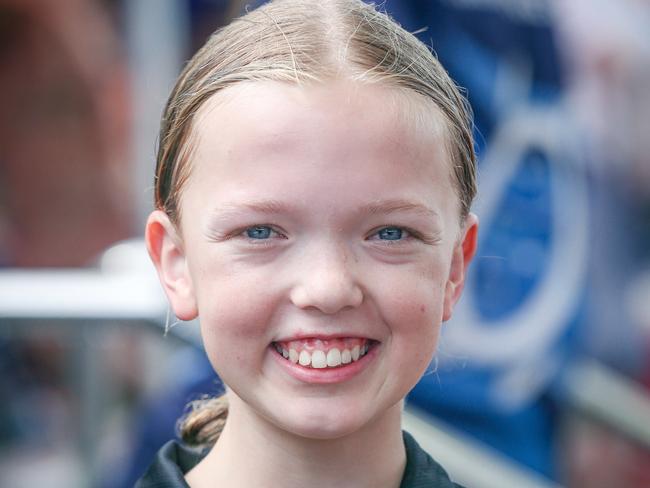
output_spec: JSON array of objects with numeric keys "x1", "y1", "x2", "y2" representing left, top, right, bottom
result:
[{"x1": 0, "y1": 0, "x2": 649, "y2": 487}]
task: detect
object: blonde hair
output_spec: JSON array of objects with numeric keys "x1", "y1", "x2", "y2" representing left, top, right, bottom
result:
[{"x1": 156, "y1": 0, "x2": 477, "y2": 447}]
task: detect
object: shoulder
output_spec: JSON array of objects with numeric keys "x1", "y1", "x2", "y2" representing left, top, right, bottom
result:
[
  {"x1": 401, "y1": 431, "x2": 465, "y2": 488},
  {"x1": 135, "y1": 440, "x2": 208, "y2": 488}
]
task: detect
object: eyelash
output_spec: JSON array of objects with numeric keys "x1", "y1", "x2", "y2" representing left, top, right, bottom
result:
[
  {"x1": 239, "y1": 225, "x2": 286, "y2": 243},
  {"x1": 367, "y1": 225, "x2": 418, "y2": 243}
]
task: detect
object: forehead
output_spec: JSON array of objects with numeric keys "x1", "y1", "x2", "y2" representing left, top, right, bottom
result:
[
  {"x1": 192, "y1": 78, "x2": 448, "y2": 165},
  {"x1": 183, "y1": 79, "x2": 457, "y2": 217}
]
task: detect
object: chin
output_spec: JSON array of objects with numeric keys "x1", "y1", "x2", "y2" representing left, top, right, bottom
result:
[
  {"x1": 268, "y1": 400, "x2": 381, "y2": 441},
  {"x1": 282, "y1": 418, "x2": 364, "y2": 441}
]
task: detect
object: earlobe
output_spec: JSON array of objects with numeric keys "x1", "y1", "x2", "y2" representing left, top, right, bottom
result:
[
  {"x1": 145, "y1": 210, "x2": 198, "y2": 321},
  {"x1": 442, "y1": 213, "x2": 479, "y2": 322}
]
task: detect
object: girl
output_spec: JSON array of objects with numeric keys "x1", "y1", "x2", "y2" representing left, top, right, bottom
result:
[{"x1": 140, "y1": 0, "x2": 478, "y2": 486}]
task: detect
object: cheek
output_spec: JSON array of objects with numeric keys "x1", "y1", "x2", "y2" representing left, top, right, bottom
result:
[
  {"x1": 379, "y1": 262, "x2": 447, "y2": 328},
  {"x1": 381, "y1": 298, "x2": 442, "y2": 358},
  {"x1": 376, "y1": 264, "x2": 447, "y2": 368},
  {"x1": 193, "y1": 270, "x2": 278, "y2": 362},
  {"x1": 381, "y1": 289, "x2": 441, "y2": 395}
]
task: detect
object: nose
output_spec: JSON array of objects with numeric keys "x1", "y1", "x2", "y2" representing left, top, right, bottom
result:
[{"x1": 289, "y1": 244, "x2": 363, "y2": 314}]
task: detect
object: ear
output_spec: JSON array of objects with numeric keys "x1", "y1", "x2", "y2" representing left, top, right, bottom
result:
[
  {"x1": 145, "y1": 210, "x2": 198, "y2": 321},
  {"x1": 442, "y1": 213, "x2": 478, "y2": 322}
]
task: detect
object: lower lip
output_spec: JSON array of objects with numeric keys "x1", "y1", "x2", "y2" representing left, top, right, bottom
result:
[{"x1": 269, "y1": 344, "x2": 379, "y2": 384}]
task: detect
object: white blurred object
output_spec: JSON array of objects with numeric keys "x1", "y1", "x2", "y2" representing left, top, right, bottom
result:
[
  {"x1": 444, "y1": 102, "x2": 589, "y2": 410},
  {"x1": 562, "y1": 359, "x2": 650, "y2": 450},
  {"x1": 553, "y1": 0, "x2": 650, "y2": 194},
  {"x1": 0, "y1": 239, "x2": 165, "y2": 322},
  {"x1": 0, "y1": 447, "x2": 85, "y2": 488},
  {"x1": 403, "y1": 406, "x2": 564, "y2": 488}
]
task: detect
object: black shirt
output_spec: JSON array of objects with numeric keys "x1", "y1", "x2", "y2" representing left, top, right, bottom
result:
[{"x1": 135, "y1": 431, "x2": 464, "y2": 487}]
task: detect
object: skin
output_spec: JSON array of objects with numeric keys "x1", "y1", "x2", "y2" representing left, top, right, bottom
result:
[{"x1": 146, "y1": 79, "x2": 478, "y2": 488}]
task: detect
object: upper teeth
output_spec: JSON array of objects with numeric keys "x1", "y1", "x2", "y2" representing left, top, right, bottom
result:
[{"x1": 275, "y1": 343, "x2": 370, "y2": 369}]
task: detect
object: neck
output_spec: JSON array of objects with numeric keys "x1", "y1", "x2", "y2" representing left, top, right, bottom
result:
[{"x1": 185, "y1": 394, "x2": 406, "y2": 488}]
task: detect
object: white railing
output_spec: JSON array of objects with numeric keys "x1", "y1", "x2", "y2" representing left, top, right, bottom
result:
[{"x1": 403, "y1": 407, "x2": 563, "y2": 488}]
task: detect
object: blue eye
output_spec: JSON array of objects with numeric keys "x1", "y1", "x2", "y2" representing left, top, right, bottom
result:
[
  {"x1": 245, "y1": 226, "x2": 273, "y2": 239},
  {"x1": 377, "y1": 227, "x2": 404, "y2": 240}
]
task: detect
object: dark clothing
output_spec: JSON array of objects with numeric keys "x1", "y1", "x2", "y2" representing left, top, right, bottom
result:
[{"x1": 135, "y1": 431, "x2": 464, "y2": 487}]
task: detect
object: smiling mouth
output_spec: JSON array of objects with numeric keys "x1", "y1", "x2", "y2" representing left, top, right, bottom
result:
[{"x1": 271, "y1": 337, "x2": 377, "y2": 369}]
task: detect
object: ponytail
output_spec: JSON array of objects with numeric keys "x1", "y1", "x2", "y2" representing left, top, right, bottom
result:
[{"x1": 178, "y1": 395, "x2": 229, "y2": 447}]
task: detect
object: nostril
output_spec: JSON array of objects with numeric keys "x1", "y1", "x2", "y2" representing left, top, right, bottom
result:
[{"x1": 289, "y1": 282, "x2": 363, "y2": 314}]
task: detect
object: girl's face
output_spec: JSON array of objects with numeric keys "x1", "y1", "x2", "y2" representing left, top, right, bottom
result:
[{"x1": 147, "y1": 80, "x2": 477, "y2": 440}]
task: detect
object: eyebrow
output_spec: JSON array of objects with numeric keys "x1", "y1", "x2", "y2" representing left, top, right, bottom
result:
[
  {"x1": 359, "y1": 199, "x2": 439, "y2": 219},
  {"x1": 205, "y1": 200, "x2": 296, "y2": 227},
  {"x1": 211, "y1": 199, "x2": 293, "y2": 215}
]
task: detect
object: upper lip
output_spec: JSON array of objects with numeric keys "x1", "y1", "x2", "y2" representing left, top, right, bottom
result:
[{"x1": 273, "y1": 333, "x2": 377, "y2": 343}]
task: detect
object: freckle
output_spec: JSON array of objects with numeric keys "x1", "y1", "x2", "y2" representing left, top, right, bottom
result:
[{"x1": 420, "y1": 305, "x2": 426, "y2": 314}]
